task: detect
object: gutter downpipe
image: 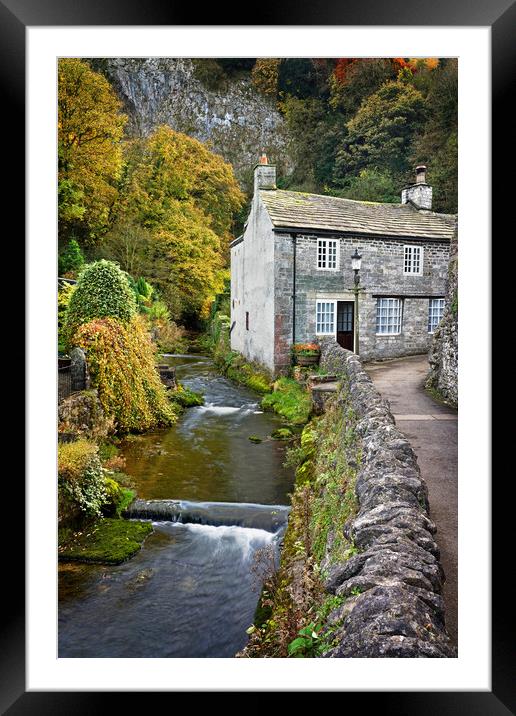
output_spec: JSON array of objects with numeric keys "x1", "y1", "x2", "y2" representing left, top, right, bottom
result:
[{"x1": 291, "y1": 233, "x2": 298, "y2": 345}]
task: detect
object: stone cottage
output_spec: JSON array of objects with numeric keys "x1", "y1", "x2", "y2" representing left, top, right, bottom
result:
[{"x1": 230, "y1": 154, "x2": 457, "y2": 374}]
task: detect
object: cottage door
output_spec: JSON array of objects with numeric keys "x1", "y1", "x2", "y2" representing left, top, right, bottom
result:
[{"x1": 336, "y1": 301, "x2": 354, "y2": 351}]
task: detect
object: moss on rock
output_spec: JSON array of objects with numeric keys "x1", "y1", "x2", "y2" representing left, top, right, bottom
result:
[
  {"x1": 58, "y1": 518, "x2": 153, "y2": 565},
  {"x1": 168, "y1": 384, "x2": 205, "y2": 408},
  {"x1": 271, "y1": 427, "x2": 294, "y2": 440}
]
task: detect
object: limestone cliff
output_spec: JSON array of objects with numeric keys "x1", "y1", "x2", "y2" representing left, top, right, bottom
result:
[
  {"x1": 90, "y1": 58, "x2": 291, "y2": 192},
  {"x1": 427, "y1": 225, "x2": 458, "y2": 406}
]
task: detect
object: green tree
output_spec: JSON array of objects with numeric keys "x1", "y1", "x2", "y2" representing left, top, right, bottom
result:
[
  {"x1": 58, "y1": 59, "x2": 127, "y2": 248},
  {"x1": 332, "y1": 168, "x2": 399, "y2": 203},
  {"x1": 409, "y1": 59, "x2": 458, "y2": 212},
  {"x1": 58, "y1": 238, "x2": 85, "y2": 277},
  {"x1": 329, "y1": 59, "x2": 396, "y2": 116},
  {"x1": 335, "y1": 80, "x2": 427, "y2": 183}
]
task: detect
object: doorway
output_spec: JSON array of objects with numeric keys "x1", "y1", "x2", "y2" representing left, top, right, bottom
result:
[{"x1": 336, "y1": 301, "x2": 354, "y2": 351}]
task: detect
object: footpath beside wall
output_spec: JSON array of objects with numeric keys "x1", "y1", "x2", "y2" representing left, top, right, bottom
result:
[{"x1": 318, "y1": 338, "x2": 456, "y2": 657}]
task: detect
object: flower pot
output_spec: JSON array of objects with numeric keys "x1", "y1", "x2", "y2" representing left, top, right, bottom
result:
[{"x1": 296, "y1": 353, "x2": 320, "y2": 367}]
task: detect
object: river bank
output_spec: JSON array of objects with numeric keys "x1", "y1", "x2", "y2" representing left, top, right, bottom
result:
[{"x1": 58, "y1": 354, "x2": 296, "y2": 657}]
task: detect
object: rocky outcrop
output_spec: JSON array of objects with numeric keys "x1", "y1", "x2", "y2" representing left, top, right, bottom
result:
[
  {"x1": 90, "y1": 58, "x2": 291, "y2": 191},
  {"x1": 427, "y1": 226, "x2": 458, "y2": 406},
  {"x1": 58, "y1": 389, "x2": 113, "y2": 441},
  {"x1": 318, "y1": 338, "x2": 456, "y2": 658}
]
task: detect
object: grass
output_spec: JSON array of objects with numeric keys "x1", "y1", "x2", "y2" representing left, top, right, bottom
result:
[
  {"x1": 261, "y1": 378, "x2": 312, "y2": 425},
  {"x1": 58, "y1": 518, "x2": 153, "y2": 565}
]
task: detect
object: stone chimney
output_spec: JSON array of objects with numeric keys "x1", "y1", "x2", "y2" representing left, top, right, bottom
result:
[
  {"x1": 254, "y1": 151, "x2": 276, "y2": 194},
  {"x1": 401, "y1": 165, "x2": 433, "y2": 210}
]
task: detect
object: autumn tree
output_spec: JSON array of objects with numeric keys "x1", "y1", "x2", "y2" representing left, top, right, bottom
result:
[
  {"x1": 58, "y1": 59, "x2": 127, "y2": 249},
  {"x1": 109, "y1": 126, "x2": 244, "y2": 321}
]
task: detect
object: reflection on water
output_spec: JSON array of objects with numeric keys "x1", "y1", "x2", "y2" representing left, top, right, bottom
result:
[{"x1": 119, "y1": 355, "x2": 295, "y2": 504}]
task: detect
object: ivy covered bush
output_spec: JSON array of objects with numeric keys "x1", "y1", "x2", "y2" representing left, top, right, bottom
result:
[
  {"x1": 64, "y1": 259, "x2": 137, "y2": 345},
  {"x1": 74, "y1": 316, "x2": 177, "y2": 432},
  {"x1": 58, "y1": 439, "x2": 107, "y2": 524}
]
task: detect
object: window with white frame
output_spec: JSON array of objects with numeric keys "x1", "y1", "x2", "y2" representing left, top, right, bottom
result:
[
  {"x1": 316, "y1": 300, "x2": 335, "y2": 334},
  {"x1": 376, "y1": 298, "x2": 403, "y2": 335},
  {"x1": 404, "y1": 245, "x2": 423, "y2": 275},
  {"x1": 317, "y1": 238, "x2": 339, "y2": 270},
  {"x1": 428, "y1": 298, "x2": 445, "y2": 333}
]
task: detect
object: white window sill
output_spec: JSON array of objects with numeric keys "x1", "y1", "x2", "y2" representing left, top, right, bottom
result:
[
  {"x1": 375, "y1": 332, "x2": 402, "y2": 337},
  {"x1": 316, "y1": 267, "x2": 340, "y2": 272}
]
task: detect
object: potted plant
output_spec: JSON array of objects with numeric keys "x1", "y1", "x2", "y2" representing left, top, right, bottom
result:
[{"x1": 292, "y1": 342, "x2": 321, "y2": 366}]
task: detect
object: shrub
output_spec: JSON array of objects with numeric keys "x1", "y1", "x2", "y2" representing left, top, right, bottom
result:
[
  {"x1": 74, "y1": 315, "x2": 177, "y2": 433},
  {"x1": 102, "y1": 477, "x2": 135, "y2": 517},
  {"x1": 64, "y1": 259, "x2": 137, "y2": 345},
  {"x1": 153, "y1": 320, "x2": 187, "y2": 354},
  {"x1": 58, "y1": 439, "x2": 107, "y2": 523}
]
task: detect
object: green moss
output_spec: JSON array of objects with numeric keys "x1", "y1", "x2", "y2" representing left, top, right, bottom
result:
[
  {"x1": 169, "y1": 384, "x2": 204, "y2": 408},
  {"x1": 243, "y1": 391, "x2": 360, "y2": 658},
  {"x1": 226, "y1": 358, "x2": 272, "y2": 394},
  {"x1": 271, "y1": 427, "x2": 293, "y2": 440},
  {"x1": 58, "y1": 518, "x2": 153, "y2": 565},
  {"x1": 248, "y1": 435, "x2": 263, "y2": 443},
  {"x1": 261, "y1": 378, "x2": 312, "y2": 425}
]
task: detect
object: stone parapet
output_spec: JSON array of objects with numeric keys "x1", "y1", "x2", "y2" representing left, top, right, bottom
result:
[{"x1": 319, "y1": 337, "x2": 456, "y2": 658}]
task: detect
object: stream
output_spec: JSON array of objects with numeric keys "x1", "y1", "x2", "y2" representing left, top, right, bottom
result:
[{"x1": 58, "y1": 354, "x2": 295, "y2": 658}]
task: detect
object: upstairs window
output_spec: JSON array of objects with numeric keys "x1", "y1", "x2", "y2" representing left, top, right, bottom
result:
[
  {"x1": 376, "y1": 298, "x2": 403, "y2": 335},
  {"x1": 404, "y1": 245, "x2": 423, "y2": 275},
  {"x1": 317, "y1": 238, "x2": 339, "y2": 270},
  {"x1": 428, "y1": 298, "x2": 445, "y2": 333}
]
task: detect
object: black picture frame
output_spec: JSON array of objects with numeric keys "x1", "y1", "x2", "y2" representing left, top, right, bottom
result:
[{"x1": 8, "y1": 0, "x2": 508, "y2": 710}]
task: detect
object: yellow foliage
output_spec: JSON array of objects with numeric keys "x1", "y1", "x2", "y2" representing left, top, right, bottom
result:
[
  {"x1": 74, "y1": 315, "x2": 177, "y2": 433},
  {"x1": 58, "y1": 439, "x2": 99, "y2": 481},
  {"x1": 116, "y1": 126, "x2": 244, "y2": 317},
  {"x1": 251, "y1": 59, "x2": 280, "y2": 96},
  {"x1": 58, "y1": 59, "x2": 127, "y2": 246}
]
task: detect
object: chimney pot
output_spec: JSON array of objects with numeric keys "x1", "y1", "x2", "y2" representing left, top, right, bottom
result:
[
  {"x1": 401, "y1": 165, "x2": 432, "y2": 210},
  {"x1": 416, "y1": 164, "x2": 427, "y2": 184},
  {"x1": 254, "y1": 152, "x2": 276, "y2": 193}
]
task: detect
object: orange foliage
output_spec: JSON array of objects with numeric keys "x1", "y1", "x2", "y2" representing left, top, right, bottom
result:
[{"x1": 333, "y1": 58, "x2": 355, "y2": 85}]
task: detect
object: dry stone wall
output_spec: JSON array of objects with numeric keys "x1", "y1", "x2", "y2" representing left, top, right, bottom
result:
[
  {"x1": 318, "y1": 338, "x2": 456, "y2": 657},
  {"x1": 427, "y1": 227, "x2": 458, "y2": 406}
]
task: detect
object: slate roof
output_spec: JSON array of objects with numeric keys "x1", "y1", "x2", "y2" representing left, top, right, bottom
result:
[{"x1": 259, "y1": 189, "x2": 456, "y2": 241}]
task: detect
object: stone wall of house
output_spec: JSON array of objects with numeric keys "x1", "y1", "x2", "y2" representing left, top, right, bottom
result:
[
  {"x1": 426, "y1": 228, "x2": 458, "y2": 406},
  {"x1": 274, "y1": 233, "x2": 450, "y2": 366},
  {"x1": 317, "y1": 338, "x2": 456, "y2": 657},
  {"x1": 230, "y1": 193, "x2": 276, "y2": 371}
]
